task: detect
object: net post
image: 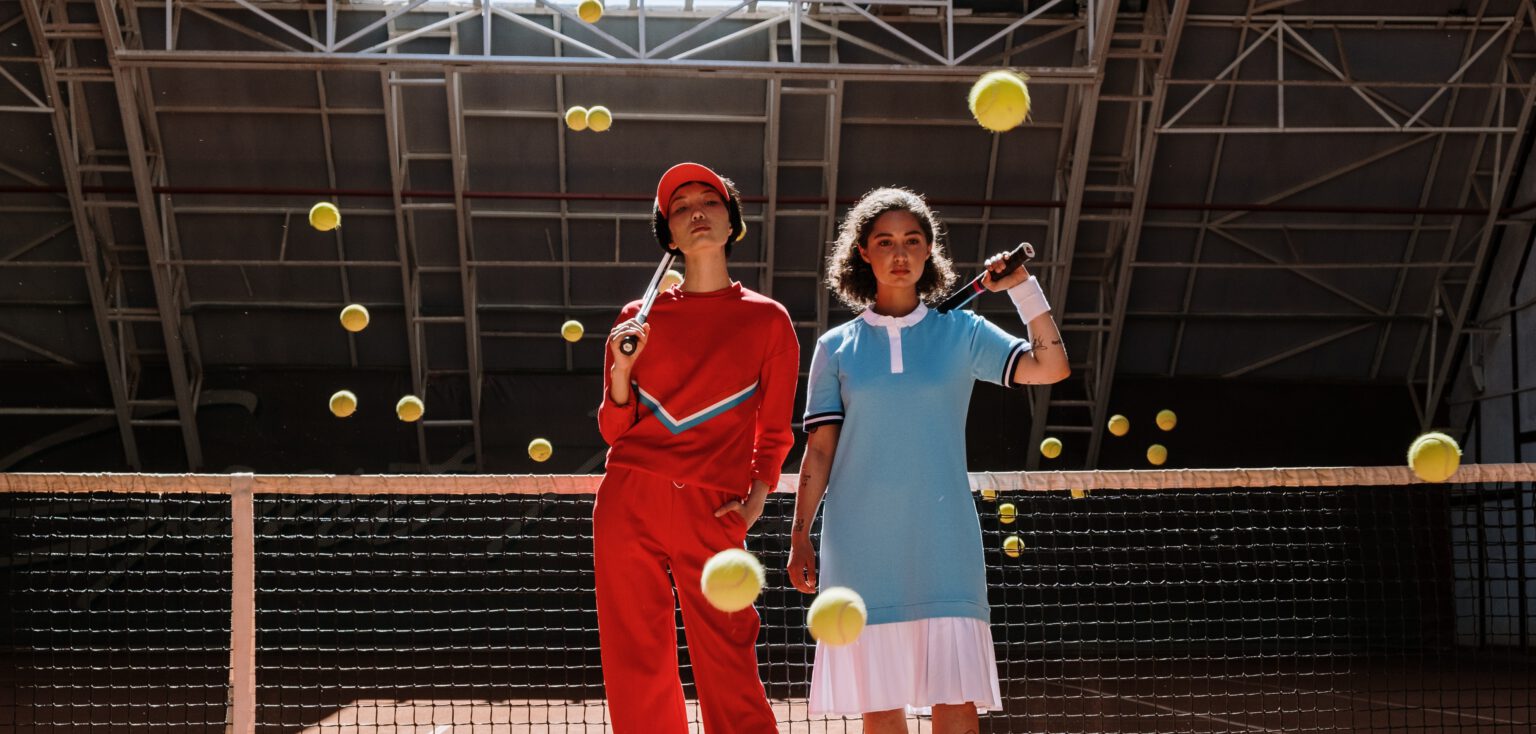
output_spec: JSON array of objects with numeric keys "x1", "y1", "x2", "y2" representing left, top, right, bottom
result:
[{"x1": 229, "y1": 472, "x2": 256, "y2": 733}]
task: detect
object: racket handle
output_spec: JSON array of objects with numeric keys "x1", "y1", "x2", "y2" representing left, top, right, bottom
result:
[
  {"x1": 985, "y1": 242, "x2": 1035, "y2": 284},
  {"x1": 619, "y1": 334, "x2": 639, "y2": 355}
]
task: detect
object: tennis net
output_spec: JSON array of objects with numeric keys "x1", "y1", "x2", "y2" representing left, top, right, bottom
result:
[{"x1": 3, "y1": 465, "x2": 1535, "y2": 733}]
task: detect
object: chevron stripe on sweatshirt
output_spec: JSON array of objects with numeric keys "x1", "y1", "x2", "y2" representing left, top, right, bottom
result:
[{"x1": 634, "y1": 381, "x2": 759, "y2": 436}]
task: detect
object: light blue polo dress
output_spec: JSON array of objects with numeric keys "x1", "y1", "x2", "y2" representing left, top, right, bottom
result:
[{"x1": 803, "y1": 303, "x2": 1028, "y2": 715}]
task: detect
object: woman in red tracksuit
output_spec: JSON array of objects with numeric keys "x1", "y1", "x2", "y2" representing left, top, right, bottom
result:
[{"x1": 594, "y1": 162, "x2": 799, "y2": 734}]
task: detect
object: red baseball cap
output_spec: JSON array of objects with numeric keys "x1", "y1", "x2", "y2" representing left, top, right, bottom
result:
[{"x1": 655, "y1": 162, "x2": 730, "y2": 213}]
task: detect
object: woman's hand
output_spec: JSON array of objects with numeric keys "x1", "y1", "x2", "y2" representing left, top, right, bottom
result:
[
  {"x1": 786, "y1": 535, "x2": 819, "y2": 594},
  {"x1": 983, "y1": 247, "x2": 1032, "y2": 292},
  {"x1": 607, "y1": 319, "x2": 651, "y2": 371},
  {"x1": 714, "y1": 479, "x2": 769, "y2": 529}
]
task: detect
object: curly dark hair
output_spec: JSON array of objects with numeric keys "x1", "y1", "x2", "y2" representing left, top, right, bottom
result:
[{"x1": 826, "y1": 187, "x2": 958, "y2": 310}]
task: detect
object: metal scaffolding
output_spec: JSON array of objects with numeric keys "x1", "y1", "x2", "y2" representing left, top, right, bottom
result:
[{"x1": 5, "y1": 0, "x2": 1535, "y2": 470}]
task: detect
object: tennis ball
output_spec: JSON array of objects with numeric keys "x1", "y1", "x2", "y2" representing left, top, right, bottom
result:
[
  {"x1": 1408, "y1": 432, "x2": 1462, "y2": 483},
  {"x1": 309, "y1": 202, "x2": 340, "y2": 231},
  {"x1": 1069, "y1": 488, "x2": 1088, "y2": 499},
  {"x1": 980, "y1": 487, "x2": 997, "y2": 502},
  {"x1": 1108, "y1": 414, "x2": 1130, "y2": 437},
  {"x1": 701, "y1": 548, "x2": 764, "y2": 613},
  {"x1": 660, "y1": 269, "x2": 684, "y2": 291},
  {"x1": 807, "y1": 587, "x2": 866, "y2": 647},
  {"x1": 329, "y1": 390, "x2": 357, "y2": 418},
  {"x1": 339, "y1": 304, "x2": 369, "y2": 333},
  {"x1": 577, "y1": 0, "x2": 604, "y2": 23},
  {"x1": 528, "y1": 437, "x2": 553, "y2": 463},
  {"x1": 1146, "y1": 443, "x2": 1168, "y2": 466},
  {"x1": 998, "y1": 502, "x2": 1017, "y2": 524},
  {"x1": 395, "y1": 395, "x2": 424, "y2": 422},
  {"x1": 586, "y1": 105, "x2": 612, "y2": 132},
  {"x1": 561, "y1": 320, "x2": 584, "y2": 343},
  {"x1": 564, "y1": 106, "x2": 589, "y2": 131},
  {"x1": 1040, "y1": 436, "x2": 1062, "y2": 459},
  {"x1": 1002, "y1": 534, "x2": 1024, "y2": 558},
  {"x1": 967, "y1": 70, "x2": 1031, "y2": 133},
  {"x1": 1156, "y1": 409, "x2": 1178, "y2": 431}
]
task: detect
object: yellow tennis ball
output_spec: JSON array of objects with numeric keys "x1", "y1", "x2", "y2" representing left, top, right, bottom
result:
[
  {"x1": 577, "y1": 0, "x2": 604, "y2": 23},
  {"x1": 564, "y1": 105, "x2": 589, "y2": 131},
  {"x1": 967, "y1": 70, "x2": 1031, "y2": 133},
  {"x1": 1408, "y1": 431, "x2": 1462, "y2": 483},
  {"x1": 339, "y1": 304, "x2": 369, "y2": 333},
  {"x1": 528, "y1": 437, "x2": 553, "y2": 463},
  {"x1": 395, "y1": 395, "x2": 424, "y2": 422},
  {"x1": 586, "y1": 105, "x2": 612, "y2": 132},
  {"x1": 980, "y1": 487, "x2": 997, "y2": 502},
  {"x1": 1108, "y1": 414, "x2": 1130, "y2": 437},
  {"x1": 1002, "y1": 534, "x2": 1025, "y2": 558},
  {"x1": 807, "y1": 587, "x2": 867, "y2": 647},
  {"x1": 701, "y1": 548, "x2": 764, "y2": 613},
  {"x1": 1040, "y1": 436, "x2": 1062, "y2": 459},
  {"x1": 660, "y1": 269, "x2": 684, "y2": 291},
  {"x1": 1069, "y1": 488, "x2": 1088, "y2": 500},
  {"x1": 1156, "y1": 409, "x2": 1178, "y2": 431},
  {"x1": 561, "y1": 320, "x2": 584, "y2": 343},
  {"x1": 1146, "y1": 443, "x2": 1168, "y2": 466},
  {"x1": 309, "y1": 202, "x2": 340, "y2": 231},
  {"x1": 328, "y1": 390, "x2": 357, "y2": 418},
  {"x1": 998, "y1": 502, "x2": 1017, "y2": 524}
]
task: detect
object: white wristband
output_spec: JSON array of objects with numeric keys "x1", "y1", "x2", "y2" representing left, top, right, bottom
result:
[{"x1": 1007, "y1": 276, "x2": 1050, "y2": 325}]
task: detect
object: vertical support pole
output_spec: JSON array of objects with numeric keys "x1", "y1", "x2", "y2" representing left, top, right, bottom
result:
[{"x1": 229, "y1": 472, "x2": 256, "y2": 734}]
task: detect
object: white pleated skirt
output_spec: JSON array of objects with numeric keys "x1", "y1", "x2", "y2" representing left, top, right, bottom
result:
[{"x1": 807, "y1": 616, "x2": 1003, "y2": 716}]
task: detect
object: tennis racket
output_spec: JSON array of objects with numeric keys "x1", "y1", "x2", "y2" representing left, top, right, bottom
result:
[
  {"x1": 619, "y1": 252, "x2": 677, "y2": 355},
  {"x1": 935, "y1": 242, "x2": 1035, "y2": 314}
]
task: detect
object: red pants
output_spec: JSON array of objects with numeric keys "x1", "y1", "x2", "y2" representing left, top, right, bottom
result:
[{"x1": 593, "y1": 467, "x2": 778, "y2": 734}]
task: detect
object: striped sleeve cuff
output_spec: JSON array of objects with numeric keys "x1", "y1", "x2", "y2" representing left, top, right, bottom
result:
[
  {"x1": 1002, "y1": 341, "x2": 1031, "y2": 388},
  {"x1": 802, "y1": 411, "x2": 845, "y2": 432}
]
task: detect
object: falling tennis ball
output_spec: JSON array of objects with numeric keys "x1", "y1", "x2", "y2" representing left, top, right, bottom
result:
[
  {"x1": 564, "y1": 106, "x2": 589, "y2": 131},
  {"x1": 561, "y1": 320, "x2": 584, "y2": 343},
  {"x1": 1156, "y1": 409, "x2": 1178, "y2": 431},
  {"x1": 528, "y1": 437, "x2": 553, "y2": 463},
  {"x1": 1002, "y1": 534, "x2": 1025, "y2": 558},
  {"x1": 1408, "y1": 432, "x2": 1462, "y2": 483},
  {"x1": 1108, "y1": 414, "x2": 1130, "y2": 437},
  {"x1": 395, "y1": 395, "x2": 424, "y2": 423},
  {"x1": 328, "y1": 390, "x2": 357, "y2": 418},
  {"x1": 586, "y1": 105, "x2": 612, "y2": 132},
  {"x1": 309, "y1": 202, "x2": 340, "y2": 231},
  {"x1": 577, "y1": 0, "x2": 604, "y2": 23},
  {"x1": 339, "y1": 304, "x2": 369, "y2": 333},
  {"x1": 1146, "y1": 443, "x2": 1168, "y2": 466},
  {"x1": 967, "y1": 70, "x2": 1031, "y2": 133},
  {"x1": 1040, "y1": 436, "x2": 1062, "y2": 459},
  {"x1": 980, "y1": 487, "x2": 997, "y2": 502},
  {"x1": 1069, "y1": 488, "x2": 1088, "y2": 500},
  {"x1": 807, "y1": 587, "x2": 867, "y2": 647},
  {"x1": 998, "y1": 502, "x2": 1017, "y2": 525},
  {"x1": 700, "y1": 548, "x2": 764, "y2": 613},
  {"x1": 660, "y1": 269, "x2": 684, "y2": 290}
]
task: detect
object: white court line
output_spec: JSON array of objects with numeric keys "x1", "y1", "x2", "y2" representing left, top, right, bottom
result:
[
  {"x1": 1042, "y1": 680, "x2": 1284, "y2": 733},
  {"x1": 430, "y1": 726, "x2": 452, "y2": 734},
  {"x1": 1225, "y1": 677, "x2": 1527, "y2": 726}
]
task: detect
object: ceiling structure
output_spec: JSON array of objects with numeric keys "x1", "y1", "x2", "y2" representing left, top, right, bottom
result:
[{"x1": 3, "y1": 0, "x2": 1535, "y2": 472}]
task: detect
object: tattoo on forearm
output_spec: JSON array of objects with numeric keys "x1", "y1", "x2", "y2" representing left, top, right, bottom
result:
[{"x1": 793, "y1": 519, "x2": 805, "y2": 533}]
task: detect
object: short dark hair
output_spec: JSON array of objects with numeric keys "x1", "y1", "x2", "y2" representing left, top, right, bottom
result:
[
  {"x1": 826, "y1": 187, "x2": 957, "y2": 310},
  {"x1": 652, "y1": 177, "x2": 746, "y2": 257}
]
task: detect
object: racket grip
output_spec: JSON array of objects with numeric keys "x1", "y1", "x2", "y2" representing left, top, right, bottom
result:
[
  {"x1": 987, "y1": 242, "x2": 1036, "y2": 283},
  {"x1": 619, "y1": 334, "x2": 639, "y2": 355}
]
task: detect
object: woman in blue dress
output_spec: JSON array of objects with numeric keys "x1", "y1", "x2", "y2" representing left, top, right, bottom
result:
[{"x1": 787, "y1": 187, "x2": 1070, "y2": 732}]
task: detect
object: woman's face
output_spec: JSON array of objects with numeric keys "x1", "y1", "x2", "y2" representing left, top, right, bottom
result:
[
  {"x1": 859, "y1": 209, "x2": 931, "y2": 293},
  {"x1": 666, "y1": 182, "x2": 733, "y2": 255}
]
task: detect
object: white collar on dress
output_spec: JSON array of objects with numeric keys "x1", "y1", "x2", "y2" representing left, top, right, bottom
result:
[{"x1": 859, "y1": 303, "x2": 929, "y2": 329}]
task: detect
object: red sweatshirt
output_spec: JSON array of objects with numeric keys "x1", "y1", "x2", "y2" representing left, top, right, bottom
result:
[{"x1": 599, "y1": 282, "x2": 800, "y2": 495}]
